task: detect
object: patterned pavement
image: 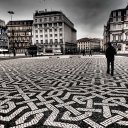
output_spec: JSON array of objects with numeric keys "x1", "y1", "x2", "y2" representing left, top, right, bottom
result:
[{"x1": 0, "y1": 55, "x2": 128, "y2": 128}]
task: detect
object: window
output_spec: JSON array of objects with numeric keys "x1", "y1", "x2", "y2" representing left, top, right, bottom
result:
[
  {"x1": 35, "y1": 24, "x2": 38, "y2": 28},
  {"x1": 49, "y1": 23, "x2": 52, "y2": 27},
  {"x1": 35, "y1": 19, "x2": 37, "y2": 22},
  {"x1": 39, "y1": 24, "x2": 42, "y2": 27},
  {"x1": 127, "y1": 10, "x2": 128, "y2": 15},
  {"x1": 118, "y1": 17, "x2": 121, "y2": 21},
  {"x1": 45, "y1": 34, "x2": 47, "y2": 37},
  {"x1": 44, "y1": 24, "x2": 47, "y2": 27},
  {"x1": 50, "y1": 34, "x2": 52, "y2": 37},
  {"x1": 50, "y1": 39, "x2": 53, "y2": 42},
  {"x1": 60, "y1": 33, "x2": 62, "y2": 36},
  {"x1": 45, "y1": 39, "x2": 48, "y2": 43},
  {"x1": 44, "y1": 18, "x2": 47, "y2": 21},
  {"x1": 126, "y1": 33, "x2": 128, "y2": 40},
  {"x1": 50, "y1": 29, "x2": 52, "y2": 32},
  {"x1": 54, "y1": 29, "x2": 57, "y2": 32},
  {"x1": 59, "y1": 16, "x2": 62, "y2": 20},
  {"x1": 55, "y1": 39, "x2": 58, "y2": 42},
  {"x1": 60, "y1": 39, "x2": 63, "y2": 42},
  {"x1": 118, "y1": 24, "x2": 121, "y2": 29},
  {"x1": 113, "y1": 12, "x2": 116, "y2": 17},
  {"x1": 118, "y1": 35, "x2": 121, "y2": 41},
  {"x1": 36, "y1": 35, "x2": 38, "y2": 38},
  {"x1": 35, "y1": 30, "x2": 38, "y2": 33},
  {"x1": 59, "y1": 23, "x2": 62, "y2": 26},
  {"x1": 113, "y1": 18, "x2": 116, "y2": 22},
  {"x1": 49, "y1": 17, "x2": 52, "y2": 21},
  {"x1": 113, "y1": 35, "x2": 116, "y2": 41},
  {"x1": 118, "y1": 11, "x2": 121, "y2": 16},
  {"x1": 40, "y1": 35, "x2": 43, "y2": 38},
  {"x1": 36, "y1": 40, "x2": 38, "y2": 43},
  {"x1": 45, "y1": 29, "x2": 47, "y2": 32},
  {"x1": 116, "y1": 35, "x2": 118, "y2": 40},
  {"x1": 113, "y1": 24, "x2": 116, "y2": 29},
  {"x1": 54, "y1": 23, "x2": 57, "y2": 26},
  {"x1": 40, "y1": 30, "x2": 43, "y2": 33},
  {"x1": 59, "y1": 28, "x2": 62, "y2": 31},
  {"x1": 41, "y1": 40, "x2": 43, "y2": 43},
  {"x1": 55, "y1": 34, "x2": 57, "y2": 37},
  {"x1": 40, "y1": 19, "x2": 42, "y2": 22},
  {"x1": 54, "y1": 17, "x2": 57, "y2": 21}
]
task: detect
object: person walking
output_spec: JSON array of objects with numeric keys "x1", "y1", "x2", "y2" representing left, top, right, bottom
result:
[
  {"x1": 13, "y1": 48, "x2": 16, "y2": 57},
  {"x1": 105, "y1": 42, "x2": 117, "y2": 76}
]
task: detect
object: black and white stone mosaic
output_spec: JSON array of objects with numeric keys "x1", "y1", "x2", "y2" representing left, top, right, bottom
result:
[{"x1": 0, "y1": 55, "x2": 128, "y2": 128}]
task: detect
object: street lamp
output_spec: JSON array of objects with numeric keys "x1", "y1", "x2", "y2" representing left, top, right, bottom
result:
[{"x1": 8, "y1": 11, "x2": 14, "y2": 21}]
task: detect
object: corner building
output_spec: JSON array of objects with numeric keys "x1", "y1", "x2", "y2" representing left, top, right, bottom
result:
[
  {"x1": 7, "y1": 20, "x2": 33, "y2": 53},
  {"x1": 105, "y1": 5, "x2": 128, "y2": 53},
  {"x1": 33, "y1": 10, "x2": 77, "y2": 54}
]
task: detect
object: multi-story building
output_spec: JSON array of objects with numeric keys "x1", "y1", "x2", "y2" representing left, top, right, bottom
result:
[
  {"x1": 0, "y1": 19, "x2": 8, "y2": 50},
  {"x1": 105, "y1": 5, "x2": 128, "y2": 53},
  {"x1": 77, "y1": 37, "x2": 102, "y2": 53},
  {"x1": 33, "y1": 10, "x2": 77, "y2": 54},
  {"x1": 6, "y1": 20, "x2": 33, "y2": 53}
]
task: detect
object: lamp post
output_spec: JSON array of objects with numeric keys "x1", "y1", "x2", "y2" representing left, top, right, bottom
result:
[{"x1": 8, "y1": 11, "x2": 14, "y2": 56}]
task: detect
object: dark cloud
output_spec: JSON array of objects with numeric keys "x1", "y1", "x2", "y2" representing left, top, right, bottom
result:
[{"x1": 0, "y1": 0, "x2": 128, "y2": 39}]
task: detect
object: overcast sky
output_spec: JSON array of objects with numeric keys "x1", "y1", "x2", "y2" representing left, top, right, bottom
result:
[{"x1": 0, "y1": 0, "x2": 128, "y2": 39}]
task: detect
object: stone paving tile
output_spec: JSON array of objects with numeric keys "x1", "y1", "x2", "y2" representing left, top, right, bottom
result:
[{"x1": 0, "y1": 55, "x2": 128, "y2": 128}]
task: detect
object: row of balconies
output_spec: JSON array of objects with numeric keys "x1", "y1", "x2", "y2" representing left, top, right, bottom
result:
[
  {"x1": 8, "y1": 34, "x2": 32, "y2": 37},
  {"x1": 34, "y1": 22, "x2": 62, "y2": 27},
  {"x1": 111, "y1": 39, "x2": 128, "y2": 42},
  {"x1": 37, "y1": 41, "x2": 63, "y2": 45},
  {"x1": 7, "y1": 29, "x2": 32, "y2": 32},
  {"x1": 34, "y1": 16, "x2": 62, "y2": 24},
  {"x1": 10, "y1": 39, "x2": 32, "y2": 43},
  {"x1": 109, "y1": 16, "x2": 128, "y2": 23}
]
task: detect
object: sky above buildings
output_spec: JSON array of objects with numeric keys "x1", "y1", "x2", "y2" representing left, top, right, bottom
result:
[{"x1": 0, "y1": 0, "x2": 128, "y2": 39}]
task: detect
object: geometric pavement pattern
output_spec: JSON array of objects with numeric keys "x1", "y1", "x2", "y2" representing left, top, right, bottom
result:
[{"x1": 0, "y1": 55, "x2": 128, "y2": 128}]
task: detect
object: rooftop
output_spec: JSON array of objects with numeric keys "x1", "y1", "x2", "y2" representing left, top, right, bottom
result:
[
  {"x1": 34, "y1": 10, "x2": 63, "y2": 16},
  {"x1": 7, "y1": 20, "x2": 33, "y2": 25}
]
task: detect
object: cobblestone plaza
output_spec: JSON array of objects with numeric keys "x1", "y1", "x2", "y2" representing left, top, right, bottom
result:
[{"x1": 0, "y1": 55, "x2": 128, "y2": 128}]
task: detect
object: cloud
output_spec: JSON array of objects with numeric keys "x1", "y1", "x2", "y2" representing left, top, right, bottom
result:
[{"x1": 0, "y1": 0, "x2": 128, "y2": 39}]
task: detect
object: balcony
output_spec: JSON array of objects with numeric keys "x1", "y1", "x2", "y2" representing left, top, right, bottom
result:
[
  {"x1": 49, "y1": 42, "x2": 53, "y2": 45},
  {"x1": 44, "y1": 43, "x2": 48, "y2": 46}
]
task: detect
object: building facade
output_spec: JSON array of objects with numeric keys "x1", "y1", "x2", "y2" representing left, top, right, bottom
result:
[
  {"x1": 0, "y1": 19, "x2": 8, "y2": 50},
  {"x1": 77, "y1": 38, "x2": 102, "y2": 53},
  {"x1": 7, "y1": 20, "x2": 33, "y2": 53},
  {"x1": 105, "y1": 5, "x2": 128, "y2": 53},
  {"x1": 33, "y1": 10, "x2": 77, "y2": 54}
]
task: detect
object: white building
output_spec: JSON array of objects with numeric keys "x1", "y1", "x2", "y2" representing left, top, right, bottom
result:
[
  {"x1": 105, "y1": 5, "x2": 128, "y2": 53},
  {"x1": 33, "y1": 10, "x2": 77, "y2": 54},
  {"x1": 77, "y1": 38, "x2": 103, "y2": 53}
]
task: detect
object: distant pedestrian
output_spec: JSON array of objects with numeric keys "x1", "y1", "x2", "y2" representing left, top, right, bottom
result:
[
  {"x1": 89, "y1": 49, "x2": 92, "y2": 56},
  {"x1": 83, "y1": 49, "x2": 85, "y2": 56},
  {"x1": 25, "y1": 51, "x2": 27, "y2": 56},
  {"x1": 105, "y1": 42, "x2": 117, "y2": 76},
  {"x1": 13, "y1": 48, "x2": 16, "y2": 57}
]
